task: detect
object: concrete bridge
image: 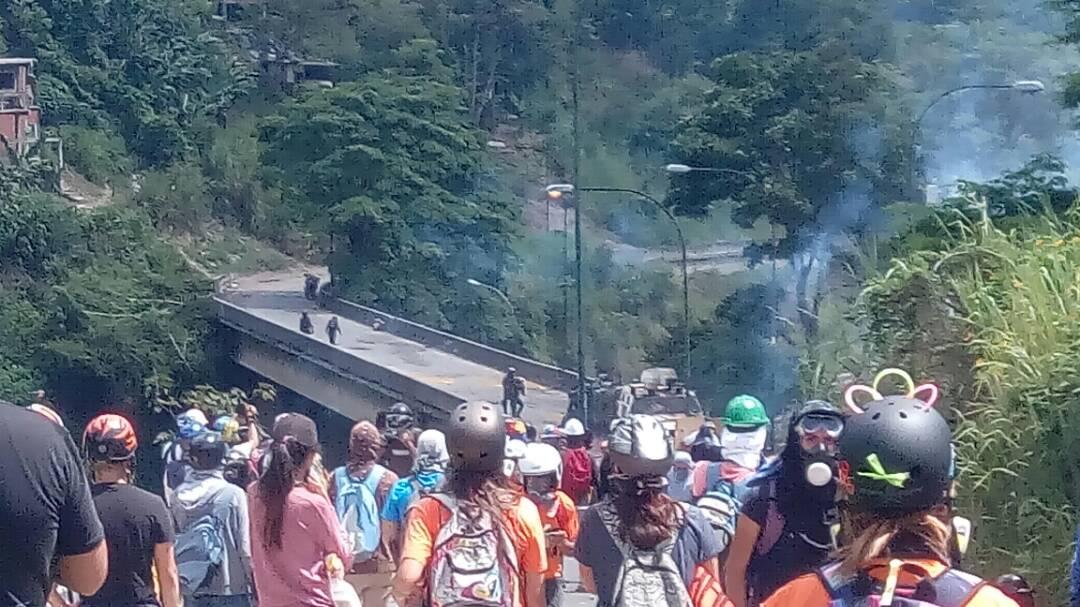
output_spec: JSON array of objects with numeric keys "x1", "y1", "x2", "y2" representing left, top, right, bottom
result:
[{"x1": 213, "y1": 271, "x2": 574, "y2": 429}]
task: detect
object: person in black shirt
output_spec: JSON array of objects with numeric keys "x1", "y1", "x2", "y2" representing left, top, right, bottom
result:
[
  {"x1": 82, "y1": 414, "x2": 182, "y2": 607},
  {"x1": 0, "y1": 401, "x2": 107, "y2": 606}
]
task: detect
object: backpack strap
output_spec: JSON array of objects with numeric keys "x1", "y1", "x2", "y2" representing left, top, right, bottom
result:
[
  {"x1": 815, "y1": 563, "x2": 985, "y2": 607},
  {"x1": 754, "y1": 482, "x2": 786, "y2": 557}
]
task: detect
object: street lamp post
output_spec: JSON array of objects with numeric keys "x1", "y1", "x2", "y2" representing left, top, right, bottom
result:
[
  {"x1": 465, "y1": 278, "x2": 515, "y2": 314},
  {"x1": 914, "y1": 80, "x2": 1045, "y2": 198},
  {"x1": 546, "y1": 183, "x2": 692, "y2": 385}
]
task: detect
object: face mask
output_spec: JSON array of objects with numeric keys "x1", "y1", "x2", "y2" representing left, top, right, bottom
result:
[
  {"x1": 525, "y1": 475, "x2": 557, "y2": 504},
  {"x1": 721, "y1": 426, "x2": 768, "y2": 470}
]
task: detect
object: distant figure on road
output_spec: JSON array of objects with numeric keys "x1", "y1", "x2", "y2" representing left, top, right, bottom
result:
[
  {"x1": 327, "y1": 316, "x2": 341, "y2": 344},
  {"x1": 502, "y1": 366, "x2": 526, "y2": 417},
  {"x1": 303, "y1": 273, "x2": 319, "y2": 300},
  {"x1": 300, "y1": 312, "x2": 314, "y2": 335}
]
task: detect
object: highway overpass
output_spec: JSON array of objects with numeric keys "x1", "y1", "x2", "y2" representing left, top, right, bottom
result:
[{"x1": 214, "y1": 276, "x2": 574, "y2": 429}]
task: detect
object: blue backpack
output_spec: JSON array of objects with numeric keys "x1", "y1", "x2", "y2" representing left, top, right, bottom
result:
[
  {"x1": 817, "y1": 561, "x2": 984, "y2": 607},
  {"x1": 175, "y1": 514, "x2": 226, "y2": 594},
  {"x1": 333, "y1": 465, "x2": 387, "y2": 563}
]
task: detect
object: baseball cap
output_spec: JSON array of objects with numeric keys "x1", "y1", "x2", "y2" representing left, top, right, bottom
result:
[{"x1": 272, "y1": 413, "x2": 319, "y2": 449}]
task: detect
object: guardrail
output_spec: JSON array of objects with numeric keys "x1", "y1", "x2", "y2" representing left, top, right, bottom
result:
[
  {"x1": 214, "y1": 298, "x2": 466, "y2": 416},
  {"x1": 323, "y1": 298, "x2": 579, "y2": 391}
]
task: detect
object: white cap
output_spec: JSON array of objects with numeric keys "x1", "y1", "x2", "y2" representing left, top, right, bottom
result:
[
  {"x1": 562, "y1": 418, "x2": 586, "y2": 437},
  {"x1": 505, "y1": 439, "x2": 527, "y2": 460},
  {"x1": 181, "y1": 408, "x2": 209, "y2": 426}
]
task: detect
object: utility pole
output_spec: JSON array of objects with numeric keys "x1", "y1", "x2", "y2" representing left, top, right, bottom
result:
[{"x1": 570, "y1": 9, "x2": 587, "y2": 428}]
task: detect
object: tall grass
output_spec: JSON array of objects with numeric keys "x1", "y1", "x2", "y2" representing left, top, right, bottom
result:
[{"x1": 855, "y1": 204, "x2": 1080, "y2": 604}]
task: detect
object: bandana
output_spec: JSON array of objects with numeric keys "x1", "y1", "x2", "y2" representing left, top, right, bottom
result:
[
  {"x1": 721, "y1": 425, "x2": 768, "y2": 471},
  {"x1": 347, "y1": 421, "x2": 384, "y2": 477},
  {"x1": 413, "y1": 429, "x2": 449, "y2": 474}
]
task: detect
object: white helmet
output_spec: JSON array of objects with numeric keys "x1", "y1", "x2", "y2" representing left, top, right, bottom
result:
[
  {"x1": 519, "y1": 443, "x2": 563, "y2": 484},
  {"x1": 504, "y1": 439, "x2": 527, "y2": 460},
  {"x1": 562, "y1": 418, "x2": 586, "y2": 437}
]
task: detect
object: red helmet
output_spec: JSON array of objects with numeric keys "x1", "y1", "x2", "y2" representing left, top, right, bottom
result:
[{"x1": 83, "y1": 414, "x2": 138, "y2": 462}]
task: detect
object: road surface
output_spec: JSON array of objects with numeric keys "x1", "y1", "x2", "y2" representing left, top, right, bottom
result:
[{"x1": 222, "y1": 270, "x2": 569, "y2": 428}]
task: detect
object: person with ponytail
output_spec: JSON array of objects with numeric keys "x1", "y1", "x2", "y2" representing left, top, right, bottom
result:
[
  {"x1": 576, "y1": 415, "x2": 726, "y2": 607},
  {"x1": 761, "y1": 396, "x2": 1019, "y2": 607},
  {"x1": 249, "y1": 413, "x2": 350, "y2": 607},
  {"x1": 392, "y1": 401, "x2": 547, "y2": 607}
]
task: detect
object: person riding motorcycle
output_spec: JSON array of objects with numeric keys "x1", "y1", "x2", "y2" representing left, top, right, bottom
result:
[
  {"x1": 761, "y1": 395, "x2": 1021, "y2": 607},
  {"x1": 725, "y1": 400, "x2": 845, "y2": 607}
]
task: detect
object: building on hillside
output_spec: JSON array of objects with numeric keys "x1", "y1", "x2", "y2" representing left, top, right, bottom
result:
[{"x1": 0, "y1": 58, "x2": 41, "y2": 159}]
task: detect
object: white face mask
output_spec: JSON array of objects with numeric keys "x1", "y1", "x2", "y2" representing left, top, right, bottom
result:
[{"x1": 721, "y1": 426, "x2": 768, "y2": 470}]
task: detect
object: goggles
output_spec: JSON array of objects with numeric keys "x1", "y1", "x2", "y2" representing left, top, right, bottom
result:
[{"x1": 796, "y1": 413, "x2": 844, "y2": 438}]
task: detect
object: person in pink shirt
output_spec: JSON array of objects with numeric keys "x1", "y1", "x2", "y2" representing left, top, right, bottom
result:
[{"x1": 249, "y1": 413, "x2": 352, "y2": 607}]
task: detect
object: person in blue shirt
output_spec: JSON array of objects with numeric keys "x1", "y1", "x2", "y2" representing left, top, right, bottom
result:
[{"x1": 381, "y1": 429, "x2": 449, "y2": 561}]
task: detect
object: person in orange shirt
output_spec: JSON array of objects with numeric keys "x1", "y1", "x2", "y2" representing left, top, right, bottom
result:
[
  {"x1": 519, "y1": 442, "x2": 580, "y2": 607},
  {"x1": 392, "y1": 401, "x2": 547, "y2": 607},
  {"x1": 761, "y1": 395, "x2": 1019, "y2": 607}
]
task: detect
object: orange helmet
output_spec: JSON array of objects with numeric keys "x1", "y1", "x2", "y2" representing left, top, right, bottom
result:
[{"x1": 83, "y1": 414, "x2": 138, "y2": 462}]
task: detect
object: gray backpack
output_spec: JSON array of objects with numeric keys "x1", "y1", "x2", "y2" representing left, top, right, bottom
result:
[{"x1": 597, "y1": 503, "x2": 693, "y2": 607}]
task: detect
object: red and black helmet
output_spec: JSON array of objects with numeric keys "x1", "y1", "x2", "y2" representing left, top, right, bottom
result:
[{"x1": 83, "y1": 414, "x2": 138, "y2": 462}]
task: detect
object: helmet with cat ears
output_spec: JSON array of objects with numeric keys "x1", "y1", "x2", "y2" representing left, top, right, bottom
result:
[{"x1": 843, "y1": 367, "x2": 940, "y2": 414}]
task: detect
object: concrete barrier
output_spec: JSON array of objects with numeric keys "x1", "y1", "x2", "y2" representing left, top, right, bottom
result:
[
  {"x1": 215, "y1": 298, "x2": 465, "y2": 417},
  {"x1": 323, "y1": 298, "x2": 579, "y2": 391}
]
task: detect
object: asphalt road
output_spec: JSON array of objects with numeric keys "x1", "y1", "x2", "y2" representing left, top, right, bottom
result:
[{"x1": 223, "y1": 270, "x2": 569, "y2": 428}]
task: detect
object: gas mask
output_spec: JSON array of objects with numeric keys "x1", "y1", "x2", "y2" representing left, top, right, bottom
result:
[{"x1": 524, "y1": 474, "x2": 558, "y2": 506}]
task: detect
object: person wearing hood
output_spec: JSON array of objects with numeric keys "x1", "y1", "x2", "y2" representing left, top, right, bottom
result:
[
  {"x1": 666, "y1": 451, "x2": 695, "y2": 502},
  {"x1": 724, "y1": 400, "x2": 845, "y2": 607},
  {"x1": 691, "y1": 396, "x2": 770, "y2": 502},
  {"x1": 172, "y1": 432, "x2": 254, "y2": 607},
  {"x1": 381, "y1": 429, "x2": 449, "y2": 561},
  {"x1": 330, "y1": 421, "x2": 400, "y2": 607}
]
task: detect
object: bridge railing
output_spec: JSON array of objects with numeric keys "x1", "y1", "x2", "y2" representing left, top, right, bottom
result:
[
  {"x1": 215, "y1": 298, "x2": 466, "y2": 417},
  {"x1": 323, "y1": 298, "x2": 579, "y2": 391}
]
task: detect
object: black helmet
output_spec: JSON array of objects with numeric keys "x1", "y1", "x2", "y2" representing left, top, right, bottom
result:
[
  {"x1": 446, "y1": 401, "x2": 505, "y2": 473},
  {"x1": 608, "y1": 414, "x2": 675, "y2": 477},
  {"x1": 838, "y1": 396, "x2": 953, "y2": 516},
  {"x1": 189, "y1": 432, "x2": 228, "y2": 470},
  {"x1": 386, "y1": 402, "x2": 414, "y2": 429}
]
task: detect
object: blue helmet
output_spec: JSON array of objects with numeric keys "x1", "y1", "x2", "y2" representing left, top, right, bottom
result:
[{"x1": 177, "y1": 409, "x2": 208, "y2": 440}]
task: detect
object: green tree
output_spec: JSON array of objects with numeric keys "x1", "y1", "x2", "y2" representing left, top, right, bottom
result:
[{"x1": 259, "y1": 43, "x2": 517, "y2": 328}]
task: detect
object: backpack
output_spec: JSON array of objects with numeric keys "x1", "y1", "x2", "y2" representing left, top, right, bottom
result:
[
  {"x1": 596, "y1": 502, "x2": 693, "y2": 607},
  {"x1": 333, "y1": 465, "x2": 387, "y2": 563},
  {"x1": 694, "y1": 479, "x2": 740, "y2": 552},
  {"x1": 175, "y1": 513, "x2": 226, "y2": 594},
  {"x1": 561, "y1": 448, "x2": 593, "y2": 502},
  {"x1": 426, "y1": 494, "x2": 518, "y2": 607},
  {"x1": 816, "y1": 561, "x2": 984, "y2": 607}
]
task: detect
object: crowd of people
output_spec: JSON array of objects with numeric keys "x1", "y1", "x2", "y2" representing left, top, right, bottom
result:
[{"x1": 0, "y1": 379, "x2": 1046, "y2": 607}]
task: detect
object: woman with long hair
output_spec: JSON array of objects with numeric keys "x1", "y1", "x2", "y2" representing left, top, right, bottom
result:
[
  {"x1": 249, "y1": 413, "x2": 350, "y2": 607},
  {"x1": 392, "y1": 401, "x2": 548, "y2": 607},
  {"x1": 576, "y1": 415, "x2": 726, "y2": 607},
  {"x1": 761, "y1": 396, "x2": 1019, "y2": 607}
]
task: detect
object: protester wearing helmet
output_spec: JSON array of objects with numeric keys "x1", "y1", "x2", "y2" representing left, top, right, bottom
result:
[
  {"x1": 380, "y1": 403, "x2": 420, "y2": 478},
  {"x1": 576, "y1": 415, "x2": 728, "y2": 607},
  {"x1": 521, "y1": 443, "x2": 580, "y2": 607},
  {"x1": 761, "y1": 396, "x2": 1020, "y2": 607},
  {"x1": 560, "y1": 418, "x2": 593, "y2": 505},
  {"x1": 392, "y1": 401, "x2": 548, "y2": 607},
  {"x1": 505, "y1": 438, "x2": 529, "y2": 486},
  {"x1": 690, "y1": 395, "x2": 771, "y2": 503},
  {"x1": 172, "y1": 432, "x2": 254, "y2": 606},
  {"x1": 163, "y1": 408, "x2": 209, "y2": 507},
  {"x1": 725, "y1": 400, "x2": 845, "y2": 607},
  {"x1": 83, "y1": 414, "x2": 182, "y2": 607}
]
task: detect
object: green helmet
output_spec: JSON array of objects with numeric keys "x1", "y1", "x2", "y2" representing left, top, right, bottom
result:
[{"x1": 723, "y1": 395, "x2": 769, "y2": 428}]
